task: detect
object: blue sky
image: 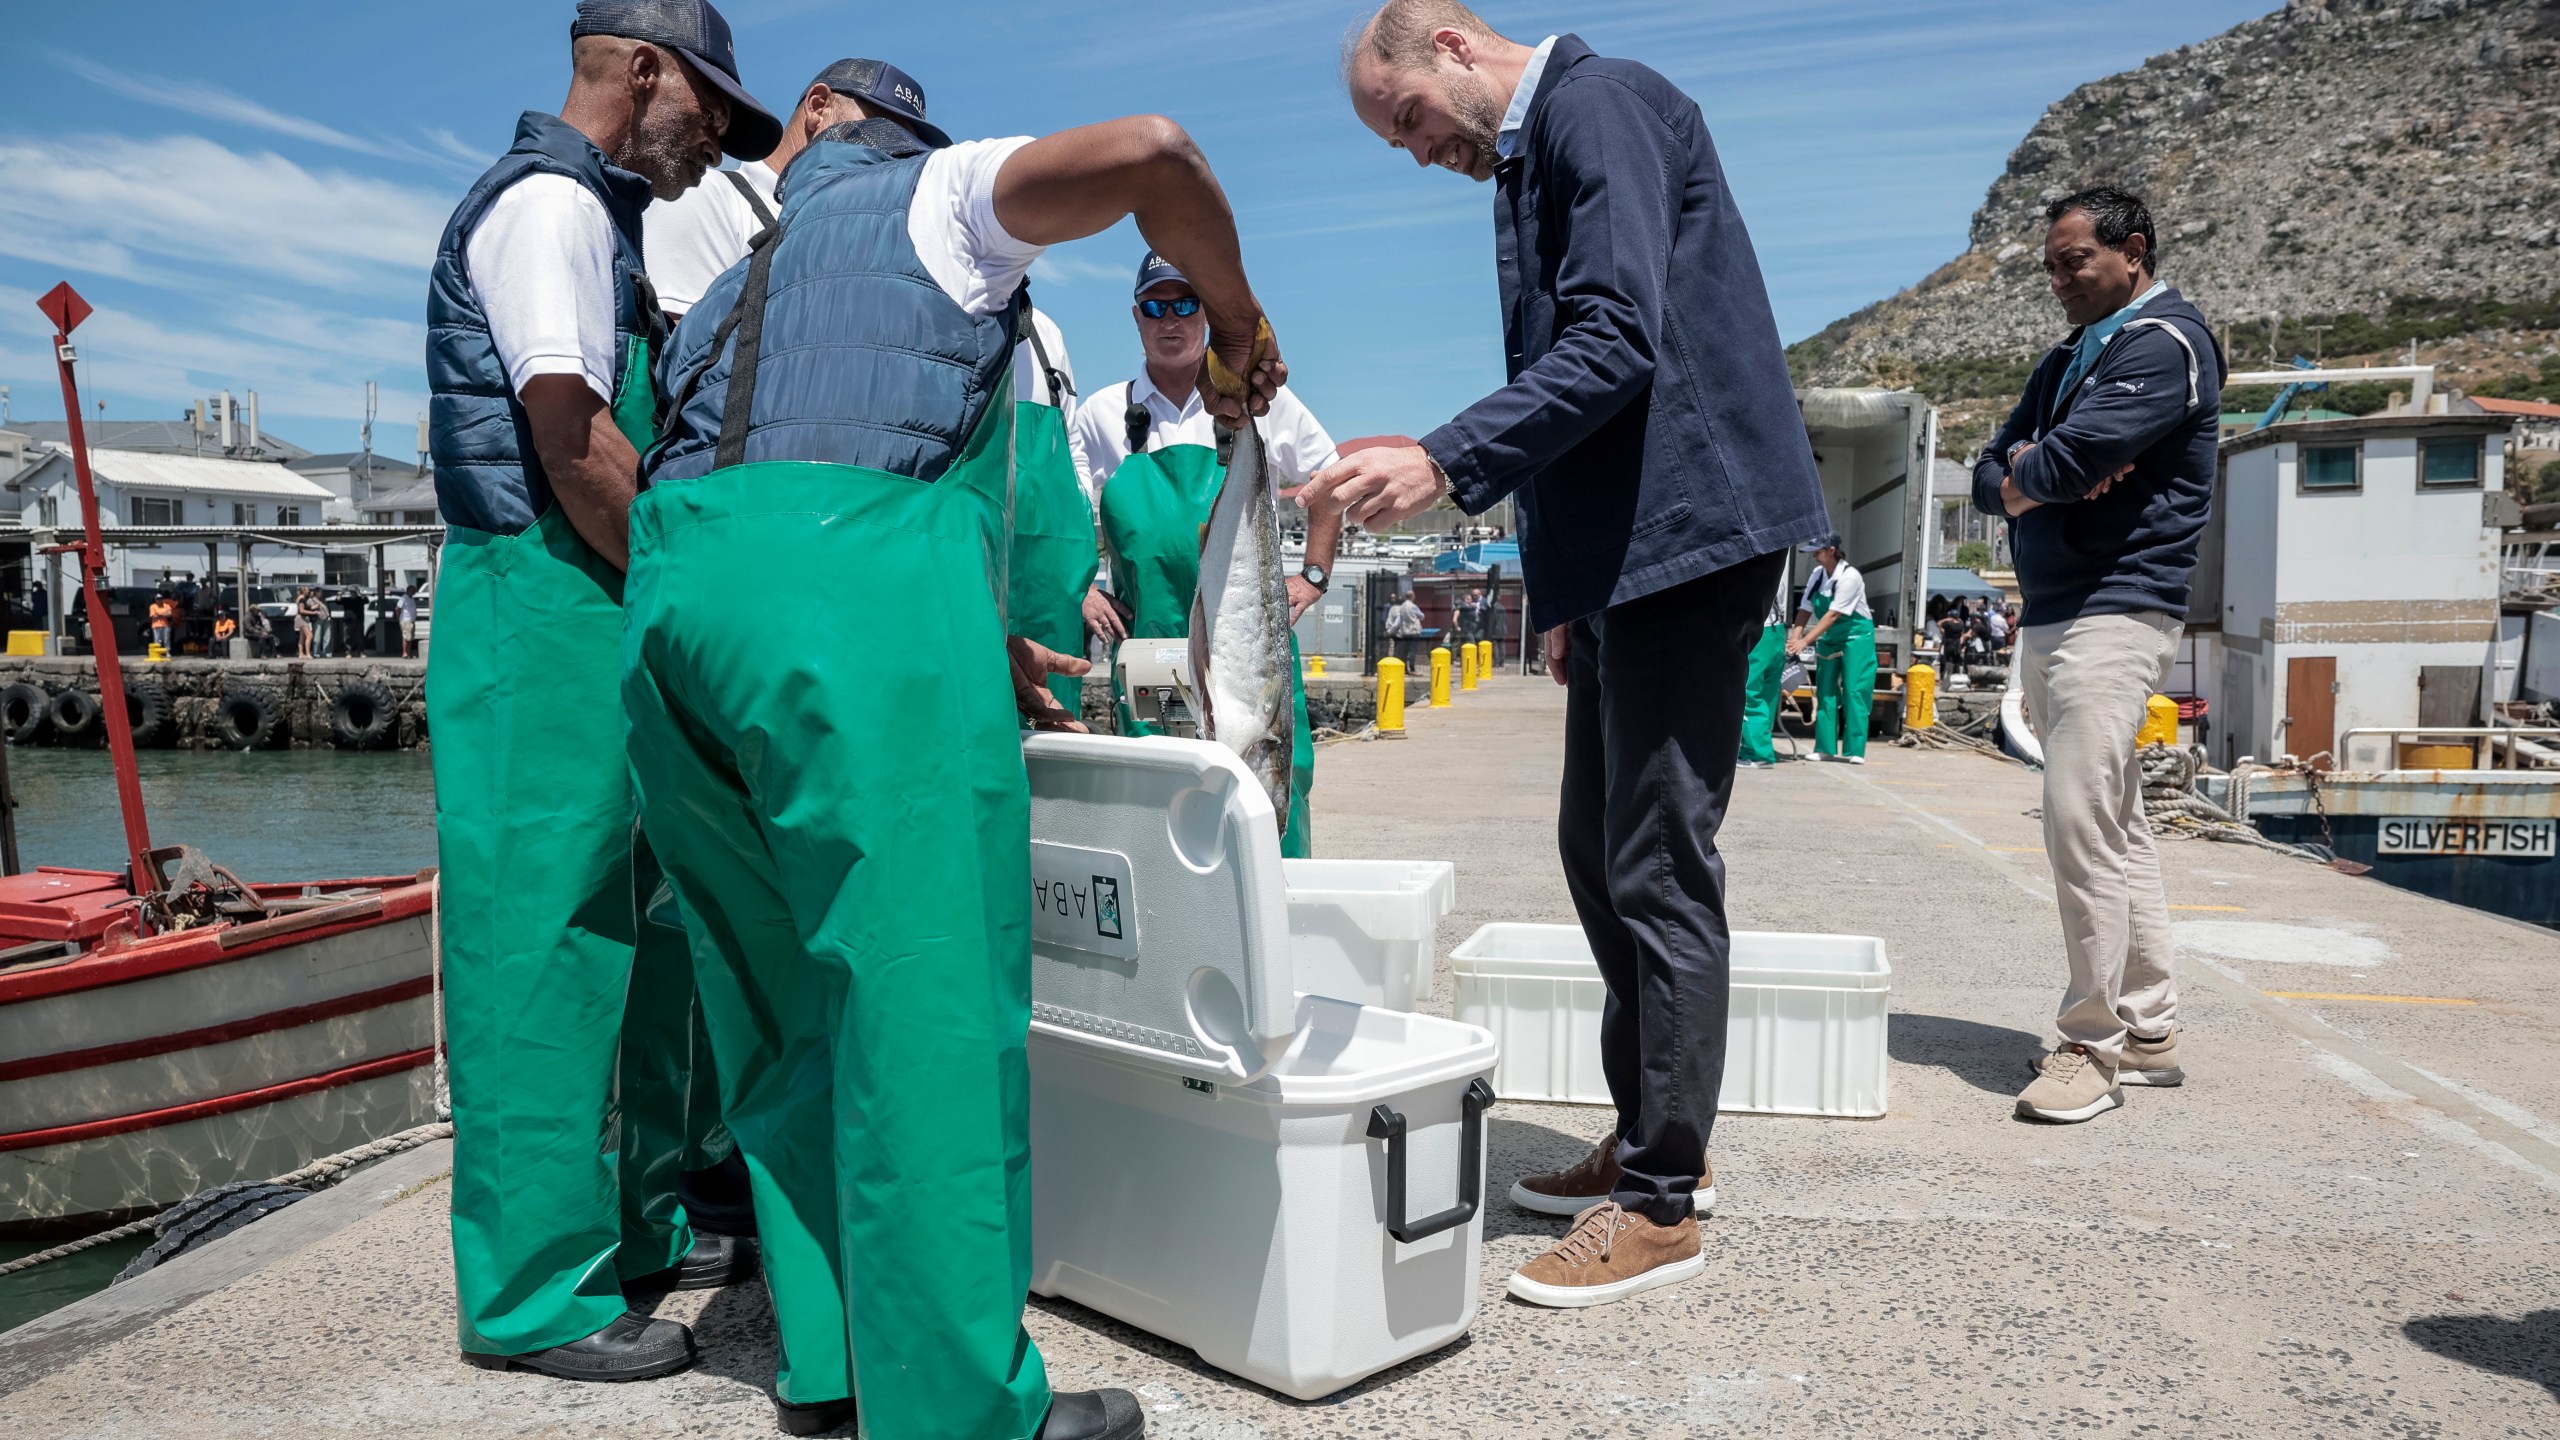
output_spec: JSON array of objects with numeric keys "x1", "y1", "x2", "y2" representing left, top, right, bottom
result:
[{"x1": 0, "y1": 0, "x2": 2276, "y2": 456}]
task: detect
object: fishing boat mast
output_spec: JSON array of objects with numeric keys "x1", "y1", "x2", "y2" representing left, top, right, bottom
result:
[{"x1": 37, "y1": 282, "x2": 158, "y2": 903}]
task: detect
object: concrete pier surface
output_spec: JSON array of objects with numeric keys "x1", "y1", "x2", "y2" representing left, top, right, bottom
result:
[{"x1": 5, "y1": 677, "x2": 2557, "y2": 1436}]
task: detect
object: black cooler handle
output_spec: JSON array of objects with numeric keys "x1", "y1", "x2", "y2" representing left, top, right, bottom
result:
[{"x1": 1367, "y1": 1076, "x2": 1496, "y2": 1244}]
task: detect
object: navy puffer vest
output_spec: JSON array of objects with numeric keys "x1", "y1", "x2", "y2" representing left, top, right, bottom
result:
[
  {"x1": 426, "y1": 111, "x2": 657, "y2": 536},
  {"x1": 645, "y1": 122, "x2": 1022, "y2": 486}
]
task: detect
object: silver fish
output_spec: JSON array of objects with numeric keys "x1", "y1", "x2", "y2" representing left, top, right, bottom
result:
[{"x1": 1189, "y1": 419, "x2": 1294, "y2": 831}]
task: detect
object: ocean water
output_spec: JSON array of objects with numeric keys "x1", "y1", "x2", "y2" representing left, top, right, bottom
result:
[{"x1": 0, "y1": 746, "x2": 439, "y2": 1336}]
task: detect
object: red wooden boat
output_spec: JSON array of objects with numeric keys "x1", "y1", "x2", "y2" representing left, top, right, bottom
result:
[{"x1": 0, "y1": 285, "x2": 438, "y2": 1237}]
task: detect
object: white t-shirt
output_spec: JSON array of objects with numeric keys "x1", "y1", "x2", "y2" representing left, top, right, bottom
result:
[
  {"x1": 1067, "y1": 373, "x2": 1339, "y2": 508},
  {"x1": 466, "y1": 173, "x2": 619, "y2": 403},
  {"x1": 644, "y1": 160, "x2": 778, "y2": 317},
  {"x1": 1804, "y1": 562, "x2": 1872, "y2": 621},
  {"x1": 1016, "y1": 307, "x2": 1075, "y2": 410}
]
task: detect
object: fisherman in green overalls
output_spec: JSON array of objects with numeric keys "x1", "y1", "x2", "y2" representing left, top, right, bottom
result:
[
  {"x1": 1068, "y1": 253, "x2": 1345, "y2": 856},
  {"x1": 424, "y1": 1, "x2": 776, "y2": 1384},
  {"x1": 1009, "y1": 303, "x2": 1095, "y2": 715},
  {"x1": 1789, "y1": 532, "x2": 1877, "y2": 764},
  {"x1": 1736, "y1": 586, "x2": 1790, "y2": 769},
  {"x1": 626, "y1": 111, "x2": 1284, "y2": 1440}
]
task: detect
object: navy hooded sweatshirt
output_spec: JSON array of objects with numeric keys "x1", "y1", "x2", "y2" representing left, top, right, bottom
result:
[{"x1": 1971, "y1": 286, "x2": 2223, "y2": 627}]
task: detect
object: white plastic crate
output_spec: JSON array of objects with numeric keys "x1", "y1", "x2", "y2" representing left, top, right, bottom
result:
[
  {"x1": 1283, "y1": 858, "x2": 1457, "y2": 1012},
  {"x1": 1030, "y1": 995, "x2": 1496, "y2": 1401},
  {"x1": 1450, "y1": 922, "x2": 1890, "y2": 1118}
]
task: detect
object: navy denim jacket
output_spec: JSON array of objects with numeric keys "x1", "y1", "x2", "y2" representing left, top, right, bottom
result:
[{"x1": 1420, "y1": 35, "x2": 1827, "y2": 631}]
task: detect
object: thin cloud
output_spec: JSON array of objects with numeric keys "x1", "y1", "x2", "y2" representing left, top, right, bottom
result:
[
  {"x1": 1031, "y1": 252, "x2": 1135, "y2": 287},
  {"x1": 47, "y1": 49, "x2": 473, "y2": 172},
  {"x1": 0, "y1": 133, "x2": 453, "y2": 292}
]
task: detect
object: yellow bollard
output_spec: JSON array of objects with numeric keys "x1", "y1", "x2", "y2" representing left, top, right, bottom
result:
[
  {"x1": 1905, "y1": 663, "x2": 1936, "y2": 730},
  {"x1": 145, "y1": 642, "x2": 169, "y2": 663},
  {"x1": 1428, "y1": 645, "x2": 1452, "y2": 707},
  {"x1": 1305, "y1": 654, "x2": 1326, "y2": 678},
  {"x1": 1458, "y1": 640, "x2": 1479, "y2": 692},
  {"x1": 1376, "y1": 657, "x2": 1407, "y2": 737},
  {"x1": 1477, "y1": 640, "x2": 1495, "y2": 679},
  {"x1": 2137, "y1": 692, "x2": 2179, "y2": 747}
]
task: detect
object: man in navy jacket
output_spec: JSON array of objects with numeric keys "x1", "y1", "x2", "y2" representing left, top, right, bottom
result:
[
  {"x1": 1973, "y1": 186, "x2": 2222, "y2": 1125},
  {"x1": 1306, "y1": 2, "x2": 1828, "y2": 1310}
]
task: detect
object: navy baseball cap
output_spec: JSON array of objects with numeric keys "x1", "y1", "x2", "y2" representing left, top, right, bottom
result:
[
  {"x1": 1799, "y1": 532, "x2": 1843, "y2": 552},
  {"x1": 808, "y1": 59, "x2": 951, "y2": 150},
  {"x1": 571, "y1": 0, "x2": 783, "y2": 161},
  {"x1": 1133, "y1": 251, "x2": 1189, "y2": 298}
]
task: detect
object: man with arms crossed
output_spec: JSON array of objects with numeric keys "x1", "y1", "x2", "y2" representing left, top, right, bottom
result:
[
  {"x1": 1306, "y1": 3, "x2": 1829, "y2": 1307},
  {"x1": 1974, "y1": 185, "x2": 2221, "y2": 1123}
]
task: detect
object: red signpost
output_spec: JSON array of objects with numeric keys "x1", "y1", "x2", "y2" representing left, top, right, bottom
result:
[{"x1": 39, "y1": 282, "x2": 158, "y2": 903}]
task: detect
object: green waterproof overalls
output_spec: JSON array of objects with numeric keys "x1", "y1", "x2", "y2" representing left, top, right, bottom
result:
[
  {"x1": 1097, "y1": 439, "x2": 1314, "y2": 856},
  {"x1": 622, "y1": 225, "x2": 1050, "y2": 1438},
  {"x1": 1811, "y1": 574, "x2": 1877, "y2": 759},
  {"x1": 1738, "y1": 616, "x2": 1788, "y2": 765},
  {"x1": 430, "y1": 331, "x2": 706, "y2": 1356},
  {"x1": 1005, "y1": 321, "x2": 1098, "y2": 714}
]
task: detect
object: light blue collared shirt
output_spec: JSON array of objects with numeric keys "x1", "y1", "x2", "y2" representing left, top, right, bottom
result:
[
  {"x1": 2056, "y1": 278, "x2": 2168, "y2": 402},
  {"x1": 1496, "y1": 35, "x2": 1561, "y2": 163}
]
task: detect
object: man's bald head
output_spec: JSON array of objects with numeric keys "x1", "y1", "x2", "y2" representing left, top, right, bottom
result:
[{"x1": 1343, "y1": 0, "x2": 1505, "y2": 77}]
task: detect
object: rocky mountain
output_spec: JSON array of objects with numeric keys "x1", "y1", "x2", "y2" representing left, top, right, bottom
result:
[{"x1": 1790, "y1": 0, "x2": 2560, "y2": 442}]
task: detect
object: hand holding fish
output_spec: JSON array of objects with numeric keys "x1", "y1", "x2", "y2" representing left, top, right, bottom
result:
[
  {"x1": 1008, "y1": 636, "x2": 1092, "y2": 733},
  {"x1": 1292, "y1": 443, "x2": 1447, "y2": 531},
  {"x1": 1202, "y1": 312, "x2": 1285, "y2": 423}
]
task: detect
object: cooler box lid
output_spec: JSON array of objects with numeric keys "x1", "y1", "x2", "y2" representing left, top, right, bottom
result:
[{"x1": 1024, "y1": 732, "x2": 1297, "y2": 1082}]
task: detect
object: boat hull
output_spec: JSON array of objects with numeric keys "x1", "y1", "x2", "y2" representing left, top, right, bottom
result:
[{"x1": 0, "y1": 884, "x2": 437, "y2": 1234}]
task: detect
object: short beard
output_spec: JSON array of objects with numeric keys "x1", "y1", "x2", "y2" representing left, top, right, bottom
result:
[
  {"x1": 1442, "y1": 69, "x2": 1505, "y2": 181},
  {"x1": 618, "y1": 99, "x2": 707, "y2": 201}
]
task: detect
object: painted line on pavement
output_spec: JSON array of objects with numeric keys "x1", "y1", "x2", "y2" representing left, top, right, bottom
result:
[
  {"x1": 1830, "y1": 762, "x2": 2560, "y2": 1196},
  {"x1": 2263, "y1": 991, "x2": 2476, "y2": 1006},
  {"x1": 1988, "y1": 846, "x2": 2048, "y2": 853}
]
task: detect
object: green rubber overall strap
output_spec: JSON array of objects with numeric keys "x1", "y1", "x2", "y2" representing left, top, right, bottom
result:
[{"x1": 714, "y1": 221, "x2": 786, "y2": 472}]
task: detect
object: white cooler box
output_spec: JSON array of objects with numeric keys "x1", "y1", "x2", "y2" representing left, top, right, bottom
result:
[
  {"x1": 1284, "y1": 858, "x2": 1457, "y2": 1012},
  {"x1": 1031, "y1": 994, "x2": 1497, "y2": 1401},
  {"x1": 1450, "y1": 922, "x2": 1890, "y2": 1118}
]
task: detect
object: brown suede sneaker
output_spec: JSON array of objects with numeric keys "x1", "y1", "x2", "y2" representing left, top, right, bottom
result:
[
  {"x1": 1506, "y1": 1202, "x2": 1704, "y2": 1308},
  {"x1": 2027, "y1": 1030, "x2": 2185, "y2": 1088},
  {"x1": 1508, "y1": 1141, "x2": 1717, "y2": 1217},
  {"x1": 2015, "y1": 1044, "x2": 2123, "y2": 1123}
]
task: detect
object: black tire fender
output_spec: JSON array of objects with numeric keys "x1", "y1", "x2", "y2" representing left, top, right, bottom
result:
[
  {"x1": 329, "y1": 680, "x2": 398, "y2": 750},
  {"x1": 124, "y1": 679, "x2": 170, "y2": 746},
  {"x1": 48, "y1": 687, "x2": 102, "y2": 744},
  {"x1": 211, "y1": 687, "x2": 280, "y2": 750},
  {"x1": 0, "y1": 683, "x2": 49, "y2": 745}
]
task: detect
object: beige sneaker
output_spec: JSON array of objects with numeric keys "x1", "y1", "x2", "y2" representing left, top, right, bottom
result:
[
  {"x1": 2015, "y1": 1044, "x2": 2122, "y2": 1123},
  {"x1": 1507, "y1": 1202, "x2": 1704, "y2": 1308},
  {"x1": 1508, "y1": 1141, "x2": 1718, "y2": 1217},
  {"x1": 2027, "y1": 1031, "x2": 2184, "y2": 1088}
]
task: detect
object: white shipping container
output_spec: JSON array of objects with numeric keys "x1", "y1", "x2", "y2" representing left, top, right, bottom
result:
[
  {"x1": 1450, "y1": 923, "x2": 1890, "y2": 1118},
  {"x1": 1283, "y1": 858, "x2": 1458, "y2": 1012},
  {"x1": 1030, "y1": 996, "x2": 1498, "y2": 1401}
]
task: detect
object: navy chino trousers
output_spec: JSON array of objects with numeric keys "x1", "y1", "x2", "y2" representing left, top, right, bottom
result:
[{"x1": 1559, "y1": 549, "x2": 1787, "y2": 1225}]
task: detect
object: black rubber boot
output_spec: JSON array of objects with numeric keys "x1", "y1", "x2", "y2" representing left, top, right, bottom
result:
[
  {"x1": 1037, "y1": 1389, "x2": 1145, "y2": 1440},
  {"x1": 679, "y1": 1151, "x2": 759, "y2": 1237},
  {"x1": 626, "y1": 1231, "x2": 759, "y2": 1294},
  {"x1": 773, "y1": 1394, "x2": 859, "y2": 1436},
  {"x1": 459, "y1": 1310, "x2": 695, "y2": 1382}
]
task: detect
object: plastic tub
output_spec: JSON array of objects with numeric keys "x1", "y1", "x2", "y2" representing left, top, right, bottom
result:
[
  {"x1": 1030, "y1": 994, "x2": 1496, "y2": 1400},
  {"x1": 1283, "y1": 858, "x2": 1457, "y2": 1012},
  {"x1": 1450, "y1": 922, "x2": 1890, "y2": 1118}
]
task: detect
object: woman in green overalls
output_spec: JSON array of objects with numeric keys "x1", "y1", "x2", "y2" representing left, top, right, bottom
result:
[
  {"x1": 1788, "y1": 533, "x2": 1877, "y2": 764},
  {"x1": 1076, "y1": 254, "x2": 1345, "y2": 858}
]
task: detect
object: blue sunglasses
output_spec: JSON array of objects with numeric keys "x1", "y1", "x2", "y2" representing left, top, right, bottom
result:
[{"x1": 1139, "y1": 296, "x2": 1202, "y2": 319}]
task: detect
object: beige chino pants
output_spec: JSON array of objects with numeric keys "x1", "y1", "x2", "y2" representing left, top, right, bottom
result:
[{"x1": 2020, "y1": 610, "x2": 2181, "y2": 1063}]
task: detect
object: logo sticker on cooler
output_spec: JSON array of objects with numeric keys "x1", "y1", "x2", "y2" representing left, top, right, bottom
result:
[{"x1": 1030, "y1": 841, "x2": 1139, "y2": 960}]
